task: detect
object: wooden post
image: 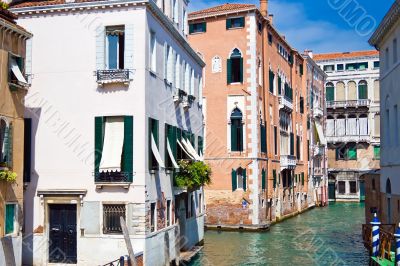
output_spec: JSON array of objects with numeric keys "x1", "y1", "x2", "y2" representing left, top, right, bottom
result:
[{"x1": 120, "y1": 217, "x2": 137, "y2": 266}]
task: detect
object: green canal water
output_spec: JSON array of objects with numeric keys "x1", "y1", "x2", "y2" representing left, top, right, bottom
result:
[{"x1": 189, "y1": 203, "x2": 368, "y2": 266}]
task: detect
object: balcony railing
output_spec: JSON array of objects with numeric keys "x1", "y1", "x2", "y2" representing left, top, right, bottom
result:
[
  {"x1": 96, "y1": 69, "x2": 131, "y2": 86},
  {"x1": 280, "y1": 155, "x2": 296, "y2": 170},
  {"x1": 326, "y1": 99, "x2": 370, "y2": 109},
  {"x1": 326, "y1": 135, "x2": 370, "y2": 143},
  {"x1": 95, "y1": 171, "x2": 131, "y2": 183},
  {"x1": 278, "y1": 95, "x2": 293, "y2": 112},
  {"x1": 313, "y1": 167, "x2": 324, "y2": 176}
]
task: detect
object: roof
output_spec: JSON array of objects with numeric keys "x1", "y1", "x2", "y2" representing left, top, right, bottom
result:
[
  {"x1": 189, "y1": 3, "x2": 256, "y2": 19},
  {"x1": 313, "y1": 50, "x2": 379, "y2": 61},
  {"x1": 10, "y1": 0, "x2": 100, "y2": 8},
  {"x1": 369, "y1": 1, "x2": 400, "y2": 48},
  {"x1": 0, "y1": 8, "x2": 31, "y2": 37}
]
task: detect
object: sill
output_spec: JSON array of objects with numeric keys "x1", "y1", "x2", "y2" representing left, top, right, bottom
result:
[
  {"x1": 95, "y1": 182, "x2": 131, "y2": 189},
  {"x1": 9, "y1": 82, "x2": 30, "y2": 91},
  {"x1": 228, "y1": 82, "x2": 243, "y2": 85},
  {"x1": 228, "y1": 26, "x2": 244, "y2": 30},
  {"x1": 189, "y1": 31, "x2": 206, "y2": 35}
]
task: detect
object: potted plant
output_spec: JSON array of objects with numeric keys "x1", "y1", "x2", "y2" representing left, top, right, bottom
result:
[
  {"x1": 0, "y1": 168, "x2": 17, "y2": 183},
  {"x1": 174, "y1": 160, "x2": 211, "y2": 190}
]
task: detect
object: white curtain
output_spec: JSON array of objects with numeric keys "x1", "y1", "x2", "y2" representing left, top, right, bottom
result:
[
  {"x1": 347, "y1": 118, "x2": 357, "y2": 135},
  {"x1": 167, "y1": 139, "x2": 179, "y2": 168},
  {"x1": 100, "y1": 117, "x2": 124, "y2": 172},
  {"x1": 327, "y1": 120, "x2": 335, "y2": 136},
  {"x1": 336, "y1": 119, "x2": 346, "y2": 136},
  {"x1": 359, "y1": 117, "x2": 368, "y2": 135}
]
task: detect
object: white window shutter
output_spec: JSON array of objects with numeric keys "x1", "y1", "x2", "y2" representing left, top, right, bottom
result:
[
  {"x1": 124, "y1": 24, "x2": 134, "y2": 70},
  {"x1": 96, "y1": 29, "x2": 106, "y2": 70},
  {"x1": 25, "y1": 38, "x2": 32, "y2": 83}
]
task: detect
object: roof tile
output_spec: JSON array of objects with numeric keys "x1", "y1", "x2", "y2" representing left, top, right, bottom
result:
[
  {"x1": 314, "y1": 50, "x2": 379, "y2": 61},
  {"x1": 189, "y1": 3, "x2": 256, "y2": 18}
]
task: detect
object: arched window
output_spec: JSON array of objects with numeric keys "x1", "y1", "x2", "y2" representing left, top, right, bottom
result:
[
  {"x1": 386, "y1": 178, "x2": 392, "y2": 194},
  {"x1": 358, "y1": 80, "x2": 368, "y2": 100},
  {"x1": 231, "y1": 167, "x2": 247, "y2": 191},
  {"x1": 348, "y1": 81, "x2": 357, "y2": 101},
  {"x1": 326, "y1": 82, "x2": 334, "y2": 102},
  {"x1": 237, "y1": 167, "x2": 245, "y2": 190},
  {"x1": 230, "y1": 108, "x2": 243, "y2": 152},
  {"x1": 359, "y1": 114, "x2": 368, "y2": 136},
  {"x1": 227, "y1": 49, "x2": 243, "y2": 84}
]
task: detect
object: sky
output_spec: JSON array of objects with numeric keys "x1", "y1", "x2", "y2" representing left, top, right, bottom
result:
[{"x1": 189, "y1": 0, "x2": 393, "y2": 54}]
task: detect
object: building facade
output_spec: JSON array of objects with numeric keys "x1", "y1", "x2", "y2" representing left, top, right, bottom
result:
[
  {"x1": 0, "y1": 8, "x2": 31, "y2": 266},
  {"x1": 369, "y1": 1, "x2": 400, "y2": 225},
  {"x1": 314, "y1": 51, "x2": 380, "y2": 202},
  {"x1": 11, "y1": 0, "x2": 204, "y2": 265},
  {"x1": 188, "y1": 1, "x2": 311, "y2": 228},
  {"x1": 303, "y1": 51, "x2": 328, "y2": 207}
]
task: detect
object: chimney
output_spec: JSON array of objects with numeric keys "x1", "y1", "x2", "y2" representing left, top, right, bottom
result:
[
  {"x1": 268, "y1": 14, "x2": 274, "y2": 24},
  {"x1": 260, "y1": 0, "x2": 268, "y2": 17}
]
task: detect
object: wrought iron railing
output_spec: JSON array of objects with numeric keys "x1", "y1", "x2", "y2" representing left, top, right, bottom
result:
[
  {"x1": 103, "y1": 204, "x2": 126, "y2": 234},
  {"x1": 327, "y1": 99, "x2": 371, "y2": 108},
  {"x1": 95, "y1": 171, "x2": 131, "y2": 183},
  {"x1": 96, "y1": 69, "x2": 130, "y2": 84},
  {"x1": 102, "y1": 256, "x2": 126, "y2": 266}
]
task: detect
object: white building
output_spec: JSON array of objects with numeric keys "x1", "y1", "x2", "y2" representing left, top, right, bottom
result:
[
  {"x1": 10, "y1": 0, "x2": 205, "y2": 265},
  {"x1": 314, "y1": 51, "x2": 380, "y2": 202},
  {"x1": 369, "y1": 1, "x2": 400, "y2": 224}
]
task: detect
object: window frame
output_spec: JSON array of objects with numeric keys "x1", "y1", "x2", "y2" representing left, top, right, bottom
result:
[
  {"x1": 338, "y1": 181, "x2": 346, "y2": 194},
  {"x1": 105, "y1": 25, "x2": 125, "y2": 70},
  {"x1": 150, "y1": 31, "x2": 157, "y2": 73},
  {"x1": 102, "y1": 204, "x2": 126, "y2": 235},
  {"x1": 226, "y1": 17, "x2": 245, "y2": 29}
]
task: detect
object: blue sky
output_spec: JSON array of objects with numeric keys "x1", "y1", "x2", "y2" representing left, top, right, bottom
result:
[{"x1": 189, "y1": 0, "x2": 393, "y2": 54}]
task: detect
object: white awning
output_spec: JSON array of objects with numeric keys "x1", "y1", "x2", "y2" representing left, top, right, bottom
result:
[
  {"x1": 177, "y1": 139, "x2": 194, "y2": 160},
  {"x1": 100, "y1": 117, "x2": 124, "y2": 172},
  {"x1": 10, "y1": 58, "x2": 27, "y2": 84},
  {"x1": 182, "y1": 138, "x2": 201, "y2": 161},
  {"x1": 151, "y1": 133, "x2": 165, "y2": 168},
  {"x1": 315, "y1": 121, "x2": 327, "y2": 146},
  {"x1": 167, "y1": 139, "x2": 179, "y2": 169}
]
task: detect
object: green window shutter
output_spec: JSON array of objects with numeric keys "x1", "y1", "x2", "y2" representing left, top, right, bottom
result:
[
  {"x1": 358, "y1": 85, "x2": 368, "y2": 100},
  {"x1": 231, "y1": 169, "x2": 237, "y2": 191},
  {"x1": 202, "y1": 22, "x2": 207, "y2": 32},
  {"x1": 5, "y1": 204, "x2": 15, "y2": 235},
  {"x1": 165, "y1": 124, "x2": 170, "y2": 168},
  {"x1": 123, "y1": 116, "x2": 134, "y2": 182},
  {"x1": 239, "y1": 58, "x2": 244, "y2": 83},
  {"x1": 273, "y1": 170, "x2": 276, "y2": 189},
  {"x1": 326, "y1": 87, "x2": 334, "y2": 101},
  {"x1": 176, "y1": 127, "x2": 182, "y2": 160},
  {"x1": 189, "y1": 24, "x2": 194, "y2": 34},
  {"x1": 227, "y1": 59, "x2": 232, "y2": 84},
  {"x1": 348, "y1": 145, "x2": 357, "y2": 160},
  {"x1": 149, "y1": 118, "x2": 159, "y2": 169},
  {"x1": 94, "y1": 117, "x2": 104, "y2": 175},
  {"x1": 301, "y1": 173, "x2": 304, "y2": 186},
  {"x1": 374, "y1": 146, "x2": 381, "y2": 159},
  {"x1": 262, "y1": 169, "x2": 266, "y2": 190},
  {"x1": 243, "y1": 169, "x2": 247, "y2": 191},
  {"x1": 278, "y1": 77, "x2": 282, "y2": 95},
  {"x1": 240, "y1": 17, "x2": 245, "y2": 27},
  {"x1": 231, "y1": 123, "x2": 238, "y2": 151},
  {"x1": 226, "y1": 19, "x2": 232, "y2": 29},
  {"x1": 261, "y1": 125, "x2": 266, "y2": 153}
]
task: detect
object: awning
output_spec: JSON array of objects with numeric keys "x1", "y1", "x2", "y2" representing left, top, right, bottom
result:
[
  {"x1": 151, "y1": 133, "x2": 165, "y2": 168},
  {"x1": 10, "y1": 58, "x2": 28, "y2": 84},
  {"x1": 100, "y1": 117, "x2": 124, "y2": 172},
  {"x1": 199, "y1": 151, "x2": 204, "y2": 162},
  {"x1": 181, "y1": 138, "x2": 201, "y2": 161},
  {"x1": 167, "y1": 139, "x2": 179, "y2": 169},
  {"x1": 315, "y1": 121, "x2": 327, "y2": 145},
  {"x1": 177, "y1": 139, "x2": 194, "y2": 160}
]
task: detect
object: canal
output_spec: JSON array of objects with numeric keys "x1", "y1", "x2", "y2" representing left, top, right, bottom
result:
[{"x1": 189, "y1": 203, "x2": 368, "y2": 266}]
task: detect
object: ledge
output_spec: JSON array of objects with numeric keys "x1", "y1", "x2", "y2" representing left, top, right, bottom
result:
[
  {"x1": 37, "y1": 189, "x2": 87, "y2": 197},
  {"x1": 95, "y1": 182, "x2": 131, "y2": 189}
]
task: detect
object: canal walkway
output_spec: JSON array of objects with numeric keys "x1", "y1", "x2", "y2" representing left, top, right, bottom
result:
[{"x1": 189, "y1": 203, "x2": 368, "y2": 266}]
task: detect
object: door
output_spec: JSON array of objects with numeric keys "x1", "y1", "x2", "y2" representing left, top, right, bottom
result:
[
  {"x1": 49, "y1": 204, "x2": 77, "y2": 264},
  {"x1": 359, "y1": 181, "x2": 365, "y2": 201},
  {"x1": 328, "y1": 183, "x2": 336, "y2": 200}
]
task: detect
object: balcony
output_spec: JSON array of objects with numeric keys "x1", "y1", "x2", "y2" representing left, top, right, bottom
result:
[
  {"x1": 280, "y1": 155, "x2": 296, "y2": 170},
  {"x1": 278, "y1": 96, "x2": 293, "y2": 112},
  {"x1": 326, "y1": 135, "x2": 370, "y2": 143},
  {"x1": 95, "y1": 171, "x2": 131, "y2": 188},
  {"x1": 96, "y1": 69, "x2": 131, "y2": 86},
  {"x1": 313, "y1": 106, "x2": 324, "y2": 118},
  {"x1": 313, "y1": 167, "x2": 324, "y2": 176},
  {"x1": 326, "y1": 99, "x2": 370, "y2": 109}
]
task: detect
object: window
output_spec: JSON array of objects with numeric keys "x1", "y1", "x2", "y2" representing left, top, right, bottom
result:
[
  {"x1": 358, "y1": 81, "x2": 368, "y2": 100},
  {"x1": 374, "y1": 61, "x2": 380, "y2": 69},
  {"x1": 166, "y1": 200, "x2": 171, "y2": 226},
  {"x1": 374, "y1": 114, "x2": 380, "y2": 137},
  {"x1": 150, "y1": 202, "x2": 156, "y2": 232},
  {"x1": 269, "y1": 70, "x2": 275, "y2": 93},
  {"x1": 300, "y1": 97, "x2": 304, "y2": 113},
  {"x1": 358, "y1": 62, "x2": 368, "y2": 70},
  {"x1": 273, "y1": 170, "x2": 277, "y2": 189},
  {"x1": 296, "y1": 135, "x2": 300, "y2": 159},
  {"x1": 5, "y1": 203, "x2": 16, "y2": 235},
  {"x1": 149, "y1": 118, "x2": 160, "y2": 170},
  {"x1": 394, "y1": 39, "x2": 398, "y2": 64},
  {"x1": 260, "y1": 124, "x2": 266, "y2": 153},
  {"x1": 232, "y1": 167, "x2": 247, "y2": 191},
  {"x1": 346, "y1": 63, "x2": 357, "y2": 71},
  {"x1": 164, "y1": 44, "x2": 171, "y2": 81},
  {"x1": 337, "y1": 64, "x2": 344, "y2": 71},
  {"x1": 326, "y1": 83, "x2": 334, "y2": 102},
  {"x1": 189, "y1": 22, "x2": 206, "y2": 34},
  {"x1": 349, "y1": 181, "x2": 357, "y2": 194},
  {"x1": 226, "y1": 17, "x2": 245, "y2": 29},
  {"x1": 150, "y1": 32, "x2": 157, "y2": 72},
  {"x1": 374, "y1": 146, "x2": 380, "y2": 160},
  {"x1": 182, "y1": 9, "x2": 187, "y2": 34},
  {"x1": 336, "y1": 146, "x2": 347, "y2": 160},
  {"x1": 9, "y1": 53, "x2": 27, "y2": 86},
  {"x1": 175, "y1": 54, "x2": 181, "y2": 88},
  {"x1": 268, "y1": 33, "x2": 273, "y2": 44},
  {"x1": 230, "y1": 108, "x2": 243, "y2": 152},
  {"x1": 106, "y1": 26, "x2": 125, "y2": 70},
  {"x1": 165, "y1": 124, "x2": 177, "y2": 169},
  {"x1": 227, "y1": 49, "x2": 243, "y2": 84},
  {"x1": 261, "y1": 168, "x2": 266, "y2": 190},
  {"x1": 103, "y1": 204, "x2": 126, "y2": 234},
  {"x1": 348, "y1": 143, "x2": 357, "y2": 160},
  {"x1": 94, "y1": 116, "x2": 133, "y2": 183},
  {"x1": 323, "y1": 65, "x2": 334, "y2": 72},
  {"x1": 0, "y1": 119, "x2": 12, "y2": 167},
  {"x1": 338, "y1": 181, "x2": 346, "y2": 194},
  {"x1": 274, "y1": 126, "x2": 278, "y2": 155},
  {"x1": 172, "y1": 0, "x2": 178, "y2": 23}
]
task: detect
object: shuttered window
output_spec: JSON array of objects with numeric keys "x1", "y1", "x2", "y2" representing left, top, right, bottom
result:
[
  {"x1": 296, "y1": 136, "x2": 300, "y2": 159},
  {"x1": 0, "y1": 121, "x2": 12, "y2": 168},
  {"x1": 278, "y1": 76, "x2": 282, "y2": 95},
  {"x1": 227, "y1": 49, "x2": 243, "y2": 84},
  {"x1": 290, "y1": 133, "x2": 294, "y2": 156},
  {"x1": 348, "y1": 144, "x2": 357, "y2": 160},
  {"x1": 269, "y1": 70, "x2": 275, "y2": 93},
  {"x1": 326, "y1": 85, "x2": 334, "y2": 101},
  {"x1": 189, "y1": 22, "x2": 206, "y2": 34},
  {"x1": 358, "y1": 82, "x2": 368, "y2": 100},
  {"x1": 301, "y1": 173, "x2": 304, "y2": 186},
  {"x1": 231, "y1": 108, "x2": 243, "y2": 152},
  {"x1": 226, "y1": 17, "x2": 245, "y2": 29},
  {"x1": 262, "y1": 168, "x2": 266, "y2": 190},
  {"x1": 5, "y1": 204, "x2": 15, "y2": 235},
  {"x1": 149, "y1": 118, "x2": 159, "y2": 170},
  {"x1": 274, "y1": 126, "x2": 278, "y2": 155},
  {"x1": 106, "y1": 26, "x2": 125, "y2": 70},
  {"x1": 198, "y1": 136, "x2": 204, "y2": 155},
  {"x1": 231, "y1": 169, "x2": 237, "y2": 191},
  {"x1": 260, "y1": 124, "x2": 267, "y2": 153},
  {"x1": 374, "y1": 146, "x2": 381, "y2": 160},
  {"x1": 165, "y1": 124, "x2": 177, "y2": 169}
]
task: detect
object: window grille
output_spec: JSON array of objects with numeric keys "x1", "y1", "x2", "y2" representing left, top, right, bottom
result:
[{"x1": 103, "y1": 204, "x2": 126, "y2": 234}]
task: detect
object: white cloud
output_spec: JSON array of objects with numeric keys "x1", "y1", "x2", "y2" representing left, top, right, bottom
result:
[{"x1": 189, "y1": 0, "x2": 371, "y2": 53}]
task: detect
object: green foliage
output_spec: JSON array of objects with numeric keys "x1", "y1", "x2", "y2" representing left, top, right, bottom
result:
[
  {"x1": 0, "y1": 170, "x2": 17, "y2": 183},
  {"x1": 0, "y1": 1, "x2": 9, "y2": 10},
  {"x1": 175, "y1": 160, "x2": 211, "y2": 190}
]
